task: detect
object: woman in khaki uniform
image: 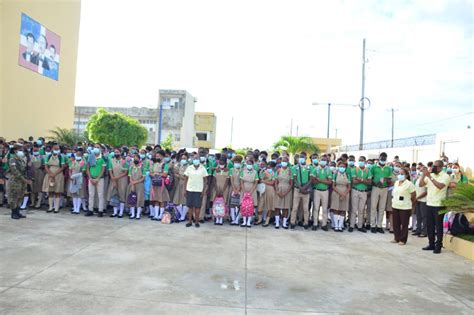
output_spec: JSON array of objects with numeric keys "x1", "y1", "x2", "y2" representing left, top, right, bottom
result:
[
  {"x1": 173, "y1": 154, "x2": 189, "y2": 221},
  {"x1": 31, "y1": 147, "x2": 45, "y2": 209},
  {"x1": 69, "y1": 153, "x2": 85, "y2": 214},
  {"x1": 42, "y1": 144, "x2": 65, "y2": 213},
  {"x1": 150, "y1": 150, "x2": 170, "y2": 220},
  {"x1": 127, "y1": 155, "x2": 145, "y2": 219},
  {"x1": 240, "y1": 159, "x2": 258, "y2": 226},
  {"x1": 108, "y1": 149, "x2": 129, "y2": 218},
  {"x1": 213, "y1": 157, "x2": 230, "y2": 224},
  {"x1": 228, "y1": 156, "x2": 243, "y2": 225},
  {"x1": 331, "y1": 161, "x2": 351, "y2": 232},
  {"x1": 275, "y1": 157, "x2": 293, "y2": 229},
  {"x1": 260, "y1": 161, "x2": 278, "y2": 228}
]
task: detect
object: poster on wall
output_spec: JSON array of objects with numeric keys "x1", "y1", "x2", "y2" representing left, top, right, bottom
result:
[{"x1": 18, "y1": 13, "x2": 61, "y2": 81}]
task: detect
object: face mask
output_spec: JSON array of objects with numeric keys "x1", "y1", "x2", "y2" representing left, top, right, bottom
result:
[
  {"x1": 219, "y1": 164, "x2": 225, "y2": 168},
  {"x1": 379, "y1": 160, "x2": 386, "y2": 165},
  {"x1": 453, "y1": 168, "x2": 459, "y2": 174},
  {"x1": 246, "y1": 164, "x2": 253, "y2": 170},
  {"x1": 139, "y1": 154, "x2": 146, "y2": 159},
  {"x1": 200, "y1": 156, "x2": 206, "y2": 163},
  {"x1": 93, "y1": 148, "x2": 100, "y2": 155},
  {"x1": 67, "y1": 153, "x2": 72, "y2": 158},
  {"x1": 348, "y1": 161, "x2": 355, "y2": 167},
  {"x1": 299, "y1": 158, "x2": 306, "y2": 165},
  {"x1": 87, "y1": 146, "x2": 93, "y2": 153},
  {"x1": 397, "y1": 174, "x2": 406, "y2": 181},
  {"x1": 393, "y1": 166, "x2": 400, "y2": 173},
  {"x1": 208, "y1": 156, "x2": 215, "y2": 161},
  {"x1": 131, "y1": 150, "x2": 137, "y2": 154},
  {"x1": 271, "y1": 160, "x2": 276, "y2": 163},
  {"x1": 267, "y1": 168, "x2": 273, "y2": 174},
  {"x1": 147, "y1": 153, "x2": 152, "y2": 159},
  {"x1": 329, "y1": 166, "x2": 335, "y2": 172},
  {"x1": 193, "y1": 159, "x2": 200, "y2": 166},
  {"x1": 76, "y1": 157, "x2": 82, "y2": 161},
  {"x1": 16, "y1": 151, "x2": 25, "y2": 158},
  {"x1": 164, "y1": 157, "x2": 171, "y2": 163},
  {"x1": 367, "y1": 164, "x2": 373, "y2": 169},
  {"x1": 36, "y1": 140, "x2": 43, "y2": 146},
  {"x1": 46, "y1": 151, "x2": 52, "y2": 156},
  {"x1": 231, "y1": 153, "x2": 236, "y2": 158},
  {"x1": 258, "y1": 157, "x2": 263, "y2": 162},
  {"x1": 33, "y1": 151, "x2": 40, "y2": 156},
  {"x1": 281, "y1": 162, "x2": 288, "y2": 168},
  {"x1": 234, "y1": 163, "x2": 241, "y2": 169},
  {"x1": 338, "y1": 167, "x2": 346, "y2": 173},
  {"x1": 431, "y1": 166, "x2": 439, "y2": 174},
  {"x1": 312, "y1": 159, "x2": 319, "y2": 165},
  {"x1": 180, "y1": 160, "x2": 188, "y2": 165},
  {"x1": 53, "y1": 150, "x2": 60, "y2": 155},
  {"x1": 446, "y1": 168, "x2": 453, "y2": 174},
  {"x1": 133, "y1": 160, "x2": 139, "y2": 165},
  {"x1": 358, "y1": 161, "x2": 365, "y2": 167},
  {"x1": 114, "y1": 154, "x2": 120, "y2": 159},
  {"x1": 319, "y1": 160, "x2": 327, "y2": 167}
]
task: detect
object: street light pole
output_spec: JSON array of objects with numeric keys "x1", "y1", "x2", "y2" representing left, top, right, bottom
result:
[
  {"x1": 359, "y1": 38, "x2": 366, "y2": 150},
  {"x1": 387, "y1": 108, "x2": 398, "y2": 148},
  {"x1": 158, "y1": 103, "x2": 163, "y2": 145},
  {"x1": 327, "y1": 103, "x2": 331, "y2": 138},
  {"x1": 312, "y1": 102, "x2": 357, "y2": 138}
]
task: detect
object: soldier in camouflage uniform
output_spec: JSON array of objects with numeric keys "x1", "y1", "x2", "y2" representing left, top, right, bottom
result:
[{"x1": 8, "y1": 144, "x2": 30, "y2": 219}]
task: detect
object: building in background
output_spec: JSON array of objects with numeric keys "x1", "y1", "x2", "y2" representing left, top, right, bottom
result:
[
  {"x1": 0, "y1": 0, "x2": 81, "y2": 139},
  {"x1": 312, "y1": 138, "x2": 342, "y2": 153},
  {"x1": 194, "y1": 112, "x2": 217, "y2": 149}
]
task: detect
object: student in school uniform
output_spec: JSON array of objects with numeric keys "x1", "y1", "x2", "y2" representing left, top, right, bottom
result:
[
  {"x1": 259, "y1": 161, "x2": 278, "y2": 228},
  {"x1": 331, "y1": 161, "x2": 351, "y2": 232},
  {"x1": 275, "y1": 156, "x2": 293, "y2": 229},
  {"x1": 69, "y1": 152, "x2": 85, "y2": 214},
  {"x1": 127, "y1": 154, "x2": 145, "y2": 219},
  {"x1": 349, "y1": 156, "x2": 371, "y2": 233},
  {"x1": 30, "y1": 145, "x2": 45, "y2": 209},
  {"x1": 290, "y1": 152, "x2": 312, "y2": 230},
  {"x1": 85, "y1": 145, "x2": 107, "y2": 217},
  {"x1": 107, "y1": 149, "x2": 129, "y2": 218},
  {"x1": 150, "y1": 150, "x2": 170, "y2": 221},
  {"x1": 42, "y1": 144, "x2": 66, "y2": 213},
  {"x1": 229, "y1": 155, "x2": 243, "y2": 225},
  {"x1": 240, "y1": 158, "x2": 259, "y2": 227},
  {"x1": 310, "y1": 155, "x2": 332, "y2": 231},
  {"x1": 213, "y1": 157, "x2": 230, "y2": 225},
  {"x1": 369, "y1": 152, "x2": 392, "y2": 233},
  {"x1": 173, "y1": 153, "x2": 189, "y2": 222}
]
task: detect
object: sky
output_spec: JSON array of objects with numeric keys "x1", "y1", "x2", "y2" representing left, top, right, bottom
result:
[{"x1": 75, "y1": 0, "x2": 473, "y2": 149}]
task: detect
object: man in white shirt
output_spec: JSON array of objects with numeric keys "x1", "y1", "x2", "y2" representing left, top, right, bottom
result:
[{"x1": 183, "y1": 154, "x2": 208, "y2": 228}]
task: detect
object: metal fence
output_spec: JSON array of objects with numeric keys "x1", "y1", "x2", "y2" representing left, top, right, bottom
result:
[{"x1": 339, "y1": 134, "x2": 436, "y2": 152}]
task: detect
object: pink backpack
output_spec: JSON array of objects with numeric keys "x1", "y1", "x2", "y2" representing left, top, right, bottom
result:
[
  {"x1": 240, "y1": 192, "x2": 254, "y2": 217},
  {"x1": 212, "y1": 196, "x2": 228, "y2": 218}
]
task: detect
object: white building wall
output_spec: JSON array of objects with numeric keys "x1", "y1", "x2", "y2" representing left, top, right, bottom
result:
[{"x1": 180, "y1": 91, "x2": 195, "y2": 148}]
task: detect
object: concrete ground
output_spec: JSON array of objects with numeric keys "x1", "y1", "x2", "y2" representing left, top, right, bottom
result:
[{"x1": 0, "y1": 207, "x2": 473, "y2": 315}]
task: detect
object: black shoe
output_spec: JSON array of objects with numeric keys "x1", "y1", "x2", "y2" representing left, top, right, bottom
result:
[
  {"x1": 303, "y1": 225, "x2": 309, "y2": 230},
  {"x1": 198, "y1": 219, "x2": 204, "y2": 224},
  {"x1": 241, "y1": 223, "x2": 246, "y2": 227},
  {"x1": 377, "y1": 228, "x2": 385, "y2": 234},
  {"x1": 371, "y1": 227, "x2": 377, "y2": 233},
  {"x1": 185, "y1": 222, "x2": 192, "y2": 227},
  {"x1": 312, "y1": 226, "x2": 317, "y2": 231},
  {"x1": 422, "y1": 245, "x2": 435, "y2": 251},
  {"x1": 290, "y1": 224, "x2": 295, "y2": 230},
  {"x1": 321, "y1": 225, "x2": 328, "y2": 231},
  {"x1": 365, "y1": 224, "x2": 371, "y2": 230},
  {"x1": 358, "y1": 228, "x2": 367, "y2": 233},
  {"x1": 195, "y1": 223, "x2": 200, "y2": 228},
  {"x1": 97, "y1": 212, "x2": 103, "y2": 217},
  {"x1": 110, "y1": 214, "x2": 117, "y2": 217},
  {"x1": 18, "y1": 212, "x2": 26, "y2": 218},
  {"x1": 262, "y1": 223, "x2": 269, "y2": 227},
  {"x1": 46, "y1": 209, "x2": 53, "y2": 213},
  {"x1": 85, "y1": 211, "x2": 94, "y2": 217},
  {"x1": 348, "y1": 227, "x2": 354, "y2": 232},
  {"x1": 118, "y1": 215, "x2": 123, "y2": 218},
  {"x1": 11, "y1": 209, "x2": 20, "y2": 220},
  {"x1": 433, "y1": 246, "x2": 442, "y2": 254},
  {"x1": 214, "y1": 221, "x2": 218, "y2": 225},
  {"x1": 419, "y1": 234, "x2": 427, "y2": 238},
  {"x1": 412, "y1": 232, "x2": 421, "y2": 236}
]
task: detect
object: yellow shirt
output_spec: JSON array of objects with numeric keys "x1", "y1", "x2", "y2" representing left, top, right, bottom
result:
[
  {"x1": 424, "y1": 172, "x2": 450, "y2": 207},
  {"x1": 184, "y1": 164, "x2": 208, "y2": 192},
  {"x1": 392, "y1": 180, "x2": 416, "y2": 210},
  {"x1": 415, "y1": 177, "x2": 427, "y2": 202}
]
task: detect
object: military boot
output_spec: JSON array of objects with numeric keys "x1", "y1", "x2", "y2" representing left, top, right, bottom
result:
[{"x1": 11, "y1": 208, "x2": 20, "y2": 220}]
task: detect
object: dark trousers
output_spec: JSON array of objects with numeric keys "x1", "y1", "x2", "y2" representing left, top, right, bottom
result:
[
  {"x1": 426, "y1": 205, "x2": 444, "y2": 247},
  {"x1": 392, "y1": 208, "x2": 411, "y2": 243},
  {"x1": 415, "y1": 201, "x2": 427, "y2": 234}
]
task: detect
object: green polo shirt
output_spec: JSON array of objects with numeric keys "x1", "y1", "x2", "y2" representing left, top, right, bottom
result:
[
  {"x1": 88, "y1": 157, "x2": 106, "y2": 178},
  {"x1": 311, "y1": 167, "x2": 332, "y2": 190},
  {"x1": 292, "y1": 165, "x2": 311, "y2": 186},
  {"x1": 107, "y1": 158, "x2": 129, "y2": 171},
  {"x1": 350, "y1": 167, "x2": 371, "y2": 190},
  {"x1": 370, "y1": 165, "x2": 392, "y2": 187},
  {"x1": 128, "y1": 165, "x2": 146, "y2": 176},
  {"x1": 142, "y1": 159, "x2": 152, "y2": 172}
]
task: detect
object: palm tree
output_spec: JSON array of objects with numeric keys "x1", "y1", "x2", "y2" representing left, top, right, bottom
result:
[
  {"x1": 442, "y1": 180, "x2": 474, "y2": 214},
  {"x1": 49, "y1": 127, "x2": 86, "y2": 146},
  {"x1": 273, "y1": 135, "x2": 319, "y2": 156}
]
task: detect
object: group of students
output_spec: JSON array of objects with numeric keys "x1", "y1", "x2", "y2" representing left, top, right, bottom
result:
[{"x1": 0, "y1": 137, "x2": 469, "y2": 254}]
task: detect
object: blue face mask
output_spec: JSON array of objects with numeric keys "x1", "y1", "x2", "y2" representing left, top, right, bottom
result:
[
  {"x1": 139, "y1": 154, "x2": 146, "y2": 160},
  {"x1": 267, "y1": 168, "x2": 273, "y2": 174},
  {"x1": 93, "y1": 148, "x2": 100, "y2": 155},
  {"x1": 180, "y1": 159, "x2": 188, "y2": 165},
  {"x1": 367, "y1": 164, "x2": 373, "y2": 169},
  {"x1": 67, "y1": 153, "x2": 72, "y2": 158},
  {"x1": 312, "y1": 159, "x2": 319, "y2": 165},
  {"x1": 397, "y1": 174, "x2": 406, "y2": 181},
  {"x1": 234, "y1": 163, "x2": 241, "y2": 169},
  {"x1": 338, "y1": 167, "x2": 346, "y2": 173},
  {"x1": 76, "y1": 157, "x2": 82, "y2": 161},
  {"x1": 319, "y1": 160, "x2": 327, "y2": 167},
  {"x1": 281, "y1": 162, "x2": 288, "y2": 168},
  {"x1": 53, "y1": 150, "x2": 60, "y2": 155},
  {"x1": 299, "y1": 158, "x2": 306, "y2": 165},
  {"x1": 348, "y1": 161, "x2": 355, "y2": 167},
  {"x1": 87, "y1": 147, "x2": 93, "y2": 153},
  {"x1": 46, "y1": 151, "x2": 52, "y2": 156},
  {"x1": 393, "y1": 166, "x2": 400, "y2": 173},
  {"x1": 200, "y1": 156, "x2": 206, "y2": 163},
  {"x1": 446, "y1": 168, "x2": 453, "y2": 174},
  {"x1": 329, "y1": 166, "x2": 335, "y2": 172},
  {"x1": 379, "y1": 160, "x2": 386, "y2": 165},
  {"x1": 271, "y1": 160, "x2": 276, "y2": 163},
  {"x1": 193, "y1": 159, "x2": 200, "y2": 166},
  {"x1": 164, "y1": 157, "x2": 171, "y2": 162},
  {"x1": 358, "y1": 161, "x2": 365, "y2": 167},
  {"x1": 246, "y1": 164, "x2": 253, "y2": 170},
  {"x1": 147, "y1": 153, "x2": 152, "y2": 159},
  {"x1": 36, "y1": 140, "x2": 43, "y2": 146},
  {"x1": 16, "y1": 151, "x2": 25, "y2": 158},
  {"x1": 33, "y1": 151, "x2": 40, "y2": 156}
]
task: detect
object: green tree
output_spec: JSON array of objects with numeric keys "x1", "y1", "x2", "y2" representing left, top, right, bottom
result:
[
  {"x1": 49, "y1": 127, "x2": 86, "y2": 146},
  {"x1": 161, "y1": 134, "x2": 174, "y2": 150},
  {"x1": 442, "y1": 180, "x2": 474, "y2": 214},
  {"x1": 273, "y1": 135, "x2": 319, "y2": 156},
  {"x1": 85, "y1": 108, "x2": 148, "y2": 147}
]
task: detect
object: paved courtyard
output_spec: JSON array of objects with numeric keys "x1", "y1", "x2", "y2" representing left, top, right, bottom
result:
[{"x1": 0, "y1": 207, "x2": 472, "y2": 314}]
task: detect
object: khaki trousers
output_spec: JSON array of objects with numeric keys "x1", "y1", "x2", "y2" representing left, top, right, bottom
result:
[
  {"x1": 350, "y1": 189, "x2": 367, "y2": 228},
  {"x1": 313, "y1": 189, "x2": 329, "y2": 226},
  {"x1": 290, "y1": 189, "x2": 309, "y2": 225},
  {"x1": 370, "y1": 186, "x2": 388, "y2": 227},
  {"x1": 88, "y1": 178, "x2": 105, "y2": 212}
]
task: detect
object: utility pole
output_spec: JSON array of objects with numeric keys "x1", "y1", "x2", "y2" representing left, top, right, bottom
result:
[
  {"x1": 312, "y1": 102, "x2": 357, "y2": 138},
  {"x1": 230, "y1": 117, "x2": 234, "y2": 147},
  {"x1": 296, "y1": 125, "x2": 299, "y2": 137},
  {"x1": 387, "y1": 108, "x2": 398, "y2": 148},
  {"x1": 290, "y1": 118, "x2": 293, "y2": 136},
  {"x1": 359, "y1": 38, "x2": 366, "y2": 150}
]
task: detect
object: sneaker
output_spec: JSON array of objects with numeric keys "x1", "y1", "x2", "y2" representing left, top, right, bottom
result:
[
  {"x1": 377, "y1": 227, "x2": 385, "y2": 234},
  {"x1": 303, "y1": 225, "x2": 309, "y2": 230},
  {"x1": 371, "y1": 227, "x2": 377, "y2": 233},
  {"x1": 186, "y1": 222, "x2": 192, "y2": 227},
  {"x1": 311, "y1": 226, "x2": 317, "y2": 231},
  {"x1": 195, "y1": 223, "x2": 200, "y2": 228},
  {"x1": 321, "y1": 225, "x2": 328, "y2": 231},
  {"x1": 348, "y1": 227, "x2": 354, "y2": 232},
  {"x1": 358, "y1": 228, "x2": 367, "y2": 233},
  {"x1": 422, "y1": 245, "x2": 435, "y2": 251},
  {"x1": 85, "y1": 211, "x2": 94, "y2": 217}
]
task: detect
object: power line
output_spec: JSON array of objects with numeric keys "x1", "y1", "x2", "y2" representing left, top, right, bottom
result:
[{"x1": 394, "y1": 111, "x2": 473, "y2": 130}]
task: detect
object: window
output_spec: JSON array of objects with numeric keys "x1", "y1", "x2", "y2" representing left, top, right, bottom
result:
[{"x1": 196, "y1": 132, "x2": 208, "y2": 141}]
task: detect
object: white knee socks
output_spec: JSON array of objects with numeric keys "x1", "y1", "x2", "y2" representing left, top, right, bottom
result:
[
  {"x1": 275, "y1": 216, "x2": 280, "y2": 228},
  {"x1": 241, "y1": 217, "x2": 247, "y2": 226},
  {"x1": 246, "y1": 216, "x2": 252, "y2": 226},
  {"x1": 113, "y1": 206, "x2": 118, "y2": 216},
  {"x1": 136, "y1": 207, "x2": 142, "y2": 219},
  {"x1": 159, "y1": 207, "x2": 164, "y2": 219},
  {"x1": 150, "y1": 205, "x2": 156, "y2": 218},
  {"x1": 48, "y1": 197, "x2": 54, "y2": 210},
  {"x1": 181, "y1": 206, "x2": 188, "y2": 220},
  {"x1": 21, "y1": 196, "x2": 29, "y2": 209},
  {"x1": 230, "y1": 208, "x2": 236, "y2": 223},
  {"x1": 283, "y1": 217, "x2": 288, "y2": 228},
  {"x1": 153, "y1": 206, "x2": 160, "y2": 219},
  {"x1": 119, "y1": 203, "x2": 125, "y2": 217},
  {"x1": 55, "y1": 197, "x2": 60, "y2": 212},
  {"x1": 130, "y1": 207, "x2": 136, "y2": 218}
]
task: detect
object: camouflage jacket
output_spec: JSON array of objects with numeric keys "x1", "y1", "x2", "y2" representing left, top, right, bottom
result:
[{"x1": 8, "y1": 157, "x2": 27, "y2": 181}]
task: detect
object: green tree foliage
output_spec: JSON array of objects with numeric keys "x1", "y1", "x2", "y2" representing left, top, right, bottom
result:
[
  {"x1": 85, "y1": 108, "x2": 148, "y2": 147},
  {"x1": 442, "y1": 180, "x2": 474, "y2": 213},
  {"x1": 49, "y1": 127, "x2": 86, "y2": 146},
  {"x1": 273, "y1": 135, "x2": 319, "y2": 156},
  {"x1": 161, "y1": 134, "x2": 174, "y2": 150}
]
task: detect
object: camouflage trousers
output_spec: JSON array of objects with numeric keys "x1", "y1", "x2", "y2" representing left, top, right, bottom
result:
[{"x1": 7, "y1": 179, "x2": 26, "y2": 209}]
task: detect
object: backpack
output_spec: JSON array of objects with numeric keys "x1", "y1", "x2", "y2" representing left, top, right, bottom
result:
[
  {"x1": 449, "y1": 213, "x2": 474, "y2": 236},
  {"x1": 240, "y1": 192, "x2": 254, "y2": 217},
  {"x1": 127, "y1": 191, "x2": 137, "y2": 207},
  {"x1": 165, "y1": 173, "x2": 174, "y2": 191},
  {"x1": 152, "y1": 175, "x2": 163, "y2": 186},
  {"x1": 212, "y1": 196, "x2": 228, "y2": 218},
  {"x1": 161, "y1": 211, "x2": 172, "y2": 224}
]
